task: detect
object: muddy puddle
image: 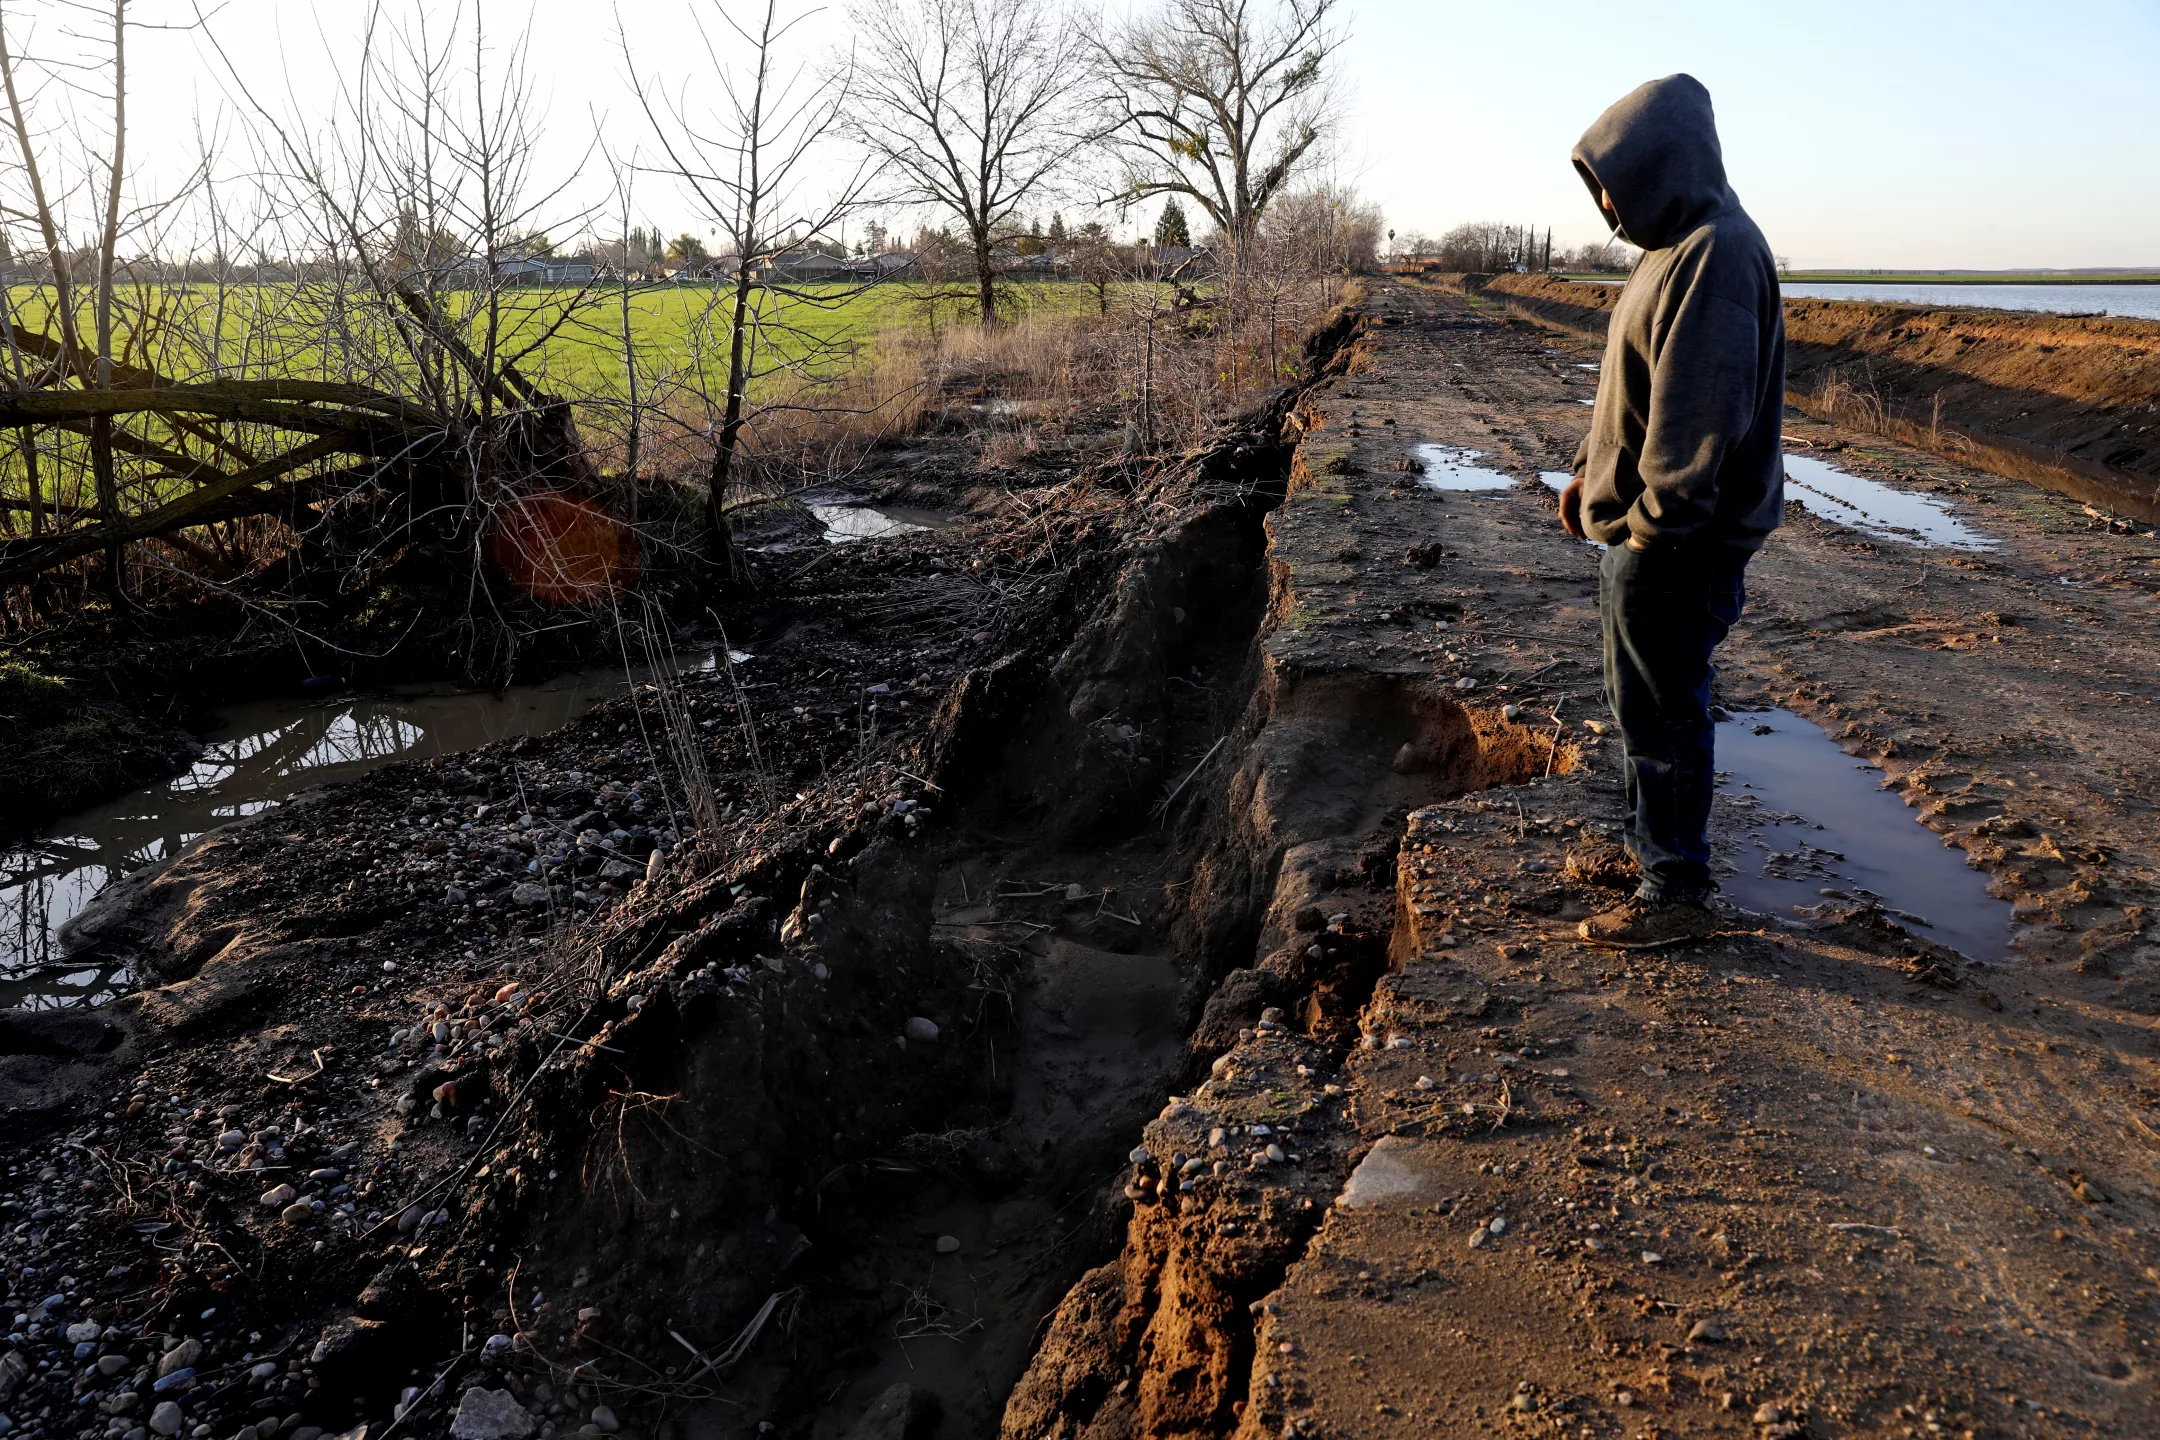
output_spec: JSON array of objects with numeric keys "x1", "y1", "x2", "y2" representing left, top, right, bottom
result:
[
  {"x1": 0, "y1": 656, "x2": 723, "y2": 1009},
  {"x1": 809, "y1": 500, "x2": 959, "y2": 543},
  {"x1": 1412, "y1": 444, "x2": 1515, "y2": 492},
  {"x1": 1784, "y1": 454, "x2": 1996, "y2": 550},
  {"x1": 1713, "y1": 707, "x2": 2011, "y2": 960}
]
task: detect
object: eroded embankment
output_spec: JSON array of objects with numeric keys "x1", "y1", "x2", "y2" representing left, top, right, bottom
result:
[
  {"x1": 1004, "y1": 279, "x2": 2160, "y2": 1440},
  {"x1": 1428, "y1": 270, "x2": 2160, "y2": 522},
  {"x1": 1002, "y1": 362, "x2": 1585, "y2": 1439},
  {"x1": 0, "y1": 311, "x2": 1414, "y2": 1440}
]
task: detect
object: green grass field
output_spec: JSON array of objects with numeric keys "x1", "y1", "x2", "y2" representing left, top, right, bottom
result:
[
  {"x1": 1, "y1": 277, "x2": 1144, "y2": 406},
  {"x1": 0, "y1": 277, "x2": 1174, "y2": 524}
]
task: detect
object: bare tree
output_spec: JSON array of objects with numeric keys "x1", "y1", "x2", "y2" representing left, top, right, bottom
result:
[
  {"x1": 1095, "y1": 0, "x2": 1342, "y2": 248},
  {"x1": 850, "y1": 0, "x2": 1090, "y2": 327},
  {"x1": 630, "y1": 0, "x2": 873, "y2": 568}
]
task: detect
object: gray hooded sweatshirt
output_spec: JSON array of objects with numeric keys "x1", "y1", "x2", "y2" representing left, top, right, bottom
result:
[{"x1": 1570, "y1": 74, "x2": 1784, "y2": 552}]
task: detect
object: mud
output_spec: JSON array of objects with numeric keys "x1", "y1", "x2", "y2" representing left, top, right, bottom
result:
[
  {"x1": 1006, "y1": 281, "x2": 2160, "y2": 1439},
  {"x1": 11, "y1": 277, "x2": 2160, "y2": 1440}
]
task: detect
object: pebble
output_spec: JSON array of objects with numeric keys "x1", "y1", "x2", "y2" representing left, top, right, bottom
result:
[
  {"x1": 903, "y1": 1017, "x2": 940, "y2": 1043},
  {"x1": 148, "y1": 1403, "x2": 183, "y2": 1437},
  {"x1": 65, "y1": 1320, "x2": 101, "y2": 1343},
  {"x1": 281, "y1": 1202, "x2": 315, "y2": 1226},
  {"x1": 1688, "y1": 1319, "x2": 1726, "y2": 1343},
  {"x1": 450, "y1": 1389, "x2": 535, "y2": 1440},
  {"x1": 588, "y1": 1407, "x2": 618, "y2": 1435},
  {"x1": 1640, "y1": 1250, "x2": 1663, "y2": 1265},
  {"x1": 258, "y1": 1185, "x2": 296, "y2": 1208},
  {"x1": 1487, "y1": 1217, "x2": 1507, "y2": 1235},
  {"x1": 99, "y1": 1355, "x2": 131, "y2": 1377},
  {"x1": 1752, "y1": 1403, "x2": 1785, "y2": 1425},
  {"x1": 934, "y1": 1235, "x2": 960, "y2": 1254},
  {"x1": 159, "y1": 1340, "x2": 202, "y2": 1377},
  {"x1": 1454, "y1": 676, "x2": 1479, "y2": 691}
]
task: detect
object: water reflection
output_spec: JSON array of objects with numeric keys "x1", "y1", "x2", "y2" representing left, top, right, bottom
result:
[
  {"x1": 0, "y1": 657, "x2": 715, "y2": 1009},
  {"x1": 1412, "y1": 444, "x2": 1514, "y2": 492},
  {"x1": 1784, "y1": 454, "x2": 1996, "y2": 550},
  {"x1": 1713, "y1": 708, "x2": 2011, "y2": 961},
  {"x1": 808, "y1": 502, "x2": 957, "y2": 543}
]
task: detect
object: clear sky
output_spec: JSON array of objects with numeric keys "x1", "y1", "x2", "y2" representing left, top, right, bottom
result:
[
  {"x1": 1342, "y1": 0, "x2": 2160, "y2": 268},
  {"x1": 63, "y1": 0, "x2": 2160, "y2": 270}
]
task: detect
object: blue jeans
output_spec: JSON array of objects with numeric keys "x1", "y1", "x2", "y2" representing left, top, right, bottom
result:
[{"x1": 1598, "y1": 541, "x2": 1750, "y2": 903}]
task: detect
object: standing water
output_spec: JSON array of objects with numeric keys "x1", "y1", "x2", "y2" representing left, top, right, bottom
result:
[
  {"x1": 1712, "y1": 708, "x2": 2011, "y2": 961},
  {"x1": 1783, "y1": 454, "x2": 1996, "y2": 550},
  {"x1": 0, "y1": 658, "x2": 721, "y2": 1009}
]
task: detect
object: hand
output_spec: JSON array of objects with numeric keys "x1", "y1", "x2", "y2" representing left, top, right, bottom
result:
[
  {"x1": 1624, "y1": 535, "x2": 1650, "y2": 553},
  {"x1": 1559, "y1": 475, "x2": 1587, "y2": 539}
]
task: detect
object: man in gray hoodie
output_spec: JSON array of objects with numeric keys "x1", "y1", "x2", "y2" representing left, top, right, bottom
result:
[{"x1": 1558, "y1": 74, "x2": 1785, "y2": 948}]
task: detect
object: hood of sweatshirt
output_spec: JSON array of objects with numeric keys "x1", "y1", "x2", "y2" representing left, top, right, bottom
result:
[{"x1": 1572, "y1": 74, "x2": 1734, "y2": 251}]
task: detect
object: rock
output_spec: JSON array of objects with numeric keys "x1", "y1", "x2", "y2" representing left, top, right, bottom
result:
[
  {"x1": 645, "y1": 849, "x2": 664, "y2": 883},
  {"x1": 450, "y1": 1390, "x2": 535, "y2": 1440},
  {"x1": 480, "y1": 1334, "x2": 515, "y2": 1366},
  {"x1": 1752, "y1": 1403, "x2": 1784, "y2": 1425},
  {"x1": 586, "y1": 1408, "x2": 617, "y2": 1435},
  {"x1": 1687, "y1": 1319, "x2": 1727, "y2": 1343},
  {"x1": 934, "y1": 1235, "x2": 961, "y2": 1254},
  {"x1": 159, "y1": 1341, "x2": 202, "y2": 1378},
  {"x1": 512, "y1": 884, "x2": 549, "y2": 908},
  {"x1": 842, "y1": 1383, "x2": 940, "y2": 1440},
  {"x1": 152, "y1": 1370, "x2": 195, "y2": 1395},
  {"x1": 1640, "y1": 1250, "x2": 1663, "y2": 1265},
  {"x1": 247, "y1": 1363, "x2": 278, "y2": 1382},
  {"x1": 149, "y1": 1402, "x2": 184, "y2": 1437},
  {"x1": 1467, "y1": 1227, "x2": 1490, "y2": 1249},
  {"x1": 66, "y1": 1320, "x2": 102, "y2": 1343},
  {"x1": 281, "y1": 1202, "x2": 315, "y2": 1226},
  {"x1": 904, "y1": 1017, "x2": 940, "y2": 1043},
  {"x1": 1453, "y1": 676, "x2": 1479, "y2": 692},
  {"x1": 99, "y1": 1355, "x2": 131, "y2": 1377},
  {"x1": 258, "y1": 1184, "x2": 297, "y2": 1208}
]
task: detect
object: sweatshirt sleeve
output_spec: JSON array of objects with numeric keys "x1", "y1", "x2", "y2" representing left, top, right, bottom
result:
[
  {"x1": 1571, "y1": 431, "x2": 1590, "y2": 477},
  {"x1": 1627, "y1": 281, "x2": 1763, "y2": 548}
]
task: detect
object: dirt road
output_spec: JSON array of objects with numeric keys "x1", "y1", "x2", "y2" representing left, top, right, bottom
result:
[{"x1": 1008, "y1": 282, "x2": 2160, "y2": 1438}]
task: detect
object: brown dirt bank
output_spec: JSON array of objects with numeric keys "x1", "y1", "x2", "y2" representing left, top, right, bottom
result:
[
  {"x1": 1425, "y1": 271, "x2": 2160, "y2": 524},
  {"x1": 1004, "y1": 280, "x2": 2160, "y2": 1439},
  {"x1": 0, "y1": 313, "x2": 1373, "y2": 1440}
]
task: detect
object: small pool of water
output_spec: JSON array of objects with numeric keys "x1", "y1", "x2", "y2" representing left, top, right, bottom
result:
[
  {"x1": 809, "y1": 502, "x2": 957, "y2": 543},
  {"x1": 0, "y1": 655, "x2": 725, "y2": 1009},
  {"x1": 1413, "y1": 444, "x2": 1515, "y2": 492},
  {"x1": 1713, "y1": 708, "x2": 2011, "y2": 961},
  {"x1": 1783, "y1": 454, "x2": 1996, "y2": 550}
]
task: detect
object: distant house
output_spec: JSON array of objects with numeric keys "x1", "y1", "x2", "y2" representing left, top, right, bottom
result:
[
  {"x1": 756, "y1": 249, "x2": 848, "y2": 284},
  {"x1": 839, "y1": 250, "x2": 917, "y2": 282},
  {"x1": 495, "y1": 256, "x2": 596, "y2": 286}
]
